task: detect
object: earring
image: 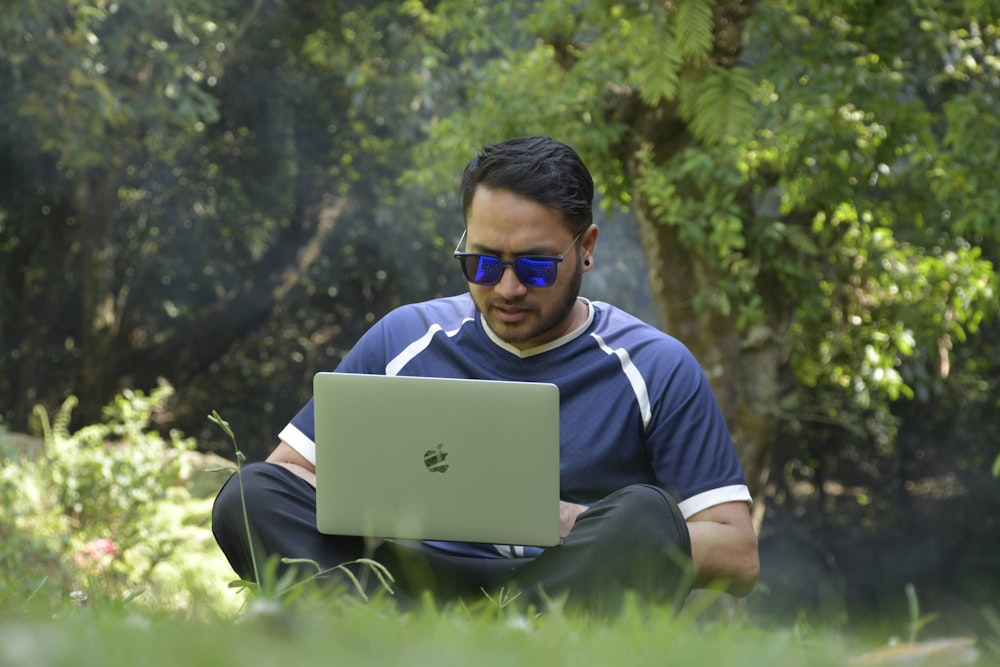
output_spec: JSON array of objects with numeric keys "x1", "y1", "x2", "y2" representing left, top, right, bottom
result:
[{"x1": 584, "y1": 259, "x2": 592, "y2": 267}]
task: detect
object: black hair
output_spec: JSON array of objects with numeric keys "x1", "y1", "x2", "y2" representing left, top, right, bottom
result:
[{"x1": 459, "y1": 136, "x2": 594, "y2": 235}]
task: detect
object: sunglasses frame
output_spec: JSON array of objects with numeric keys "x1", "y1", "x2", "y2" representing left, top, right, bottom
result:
[{"x1": 453, "y1": 230, "x2": 583, "y2": 287}]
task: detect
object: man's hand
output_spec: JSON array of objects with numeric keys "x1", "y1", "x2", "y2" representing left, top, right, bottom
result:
[{"x1": 559, "y1": 500, "x2": 588, "y2": 539}]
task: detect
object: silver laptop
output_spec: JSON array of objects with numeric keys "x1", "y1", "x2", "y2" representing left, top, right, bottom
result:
[{"x1": 313, "y1": 372, "x2": 560, "y2": 546}]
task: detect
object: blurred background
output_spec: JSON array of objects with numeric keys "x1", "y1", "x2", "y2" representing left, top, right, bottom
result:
[{"x1": 1, "y1": 0, "x2": 998, "y2": 635}]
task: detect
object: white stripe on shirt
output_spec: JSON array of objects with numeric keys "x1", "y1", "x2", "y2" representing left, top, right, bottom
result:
[
  {"x1": 385, "y1": 318, "x2": 474, "y2": 376},
  {"x1": 591, "y1": 332, "x2": 653, "y2": 431}
]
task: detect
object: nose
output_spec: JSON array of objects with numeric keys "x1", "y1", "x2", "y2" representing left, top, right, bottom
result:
[{"x1": 493, "y1": 264, "x2": 528, "y2": 299}]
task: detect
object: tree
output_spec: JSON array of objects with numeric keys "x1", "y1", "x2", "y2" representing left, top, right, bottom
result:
[
  {"x1": 1, "y1": 1, "x2": 233, "y2": 421},
  {"x1": 0, "y1": 1, "x2": 462, "y2": 439},
  {"x1": 404, "y1": 0, "x2": 999, "y2": 509}
]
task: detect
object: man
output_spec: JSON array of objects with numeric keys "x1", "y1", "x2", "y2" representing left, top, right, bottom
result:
[{"x1": 212, "y1": 136, "x2": 759, "y2": 613}]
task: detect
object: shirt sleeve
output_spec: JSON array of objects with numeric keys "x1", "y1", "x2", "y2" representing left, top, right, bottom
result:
[
  {"x1": 645, "y1": 345, "x2": 752, "y2": 516},
  {"x1": 278, "y1": 318, "x2": 391, "y2": 464}
]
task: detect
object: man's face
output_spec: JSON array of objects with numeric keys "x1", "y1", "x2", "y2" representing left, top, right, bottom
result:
[{"x1": 463, "y1": 186, "x2": 595, "y2": 350}]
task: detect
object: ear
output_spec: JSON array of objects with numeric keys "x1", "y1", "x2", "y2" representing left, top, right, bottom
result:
[{"x1": 581, "y1": 224, "x2": 599, "y2": 271}]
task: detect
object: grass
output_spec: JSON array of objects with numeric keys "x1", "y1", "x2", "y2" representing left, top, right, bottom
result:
[{"x1": 0, "y1": 593, "x2": 856, "y2": 667}]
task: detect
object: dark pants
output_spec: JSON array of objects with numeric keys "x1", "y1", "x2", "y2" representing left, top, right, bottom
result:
[{"x1": 212, "y1": 462, "x2": 692, "y2": 614}]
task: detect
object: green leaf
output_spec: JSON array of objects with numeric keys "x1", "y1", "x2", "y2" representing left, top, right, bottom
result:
[
  {"x1": 675, "y1": 0, "x2": 714, "y2": 62},
  {"x1": 635, "y1": 25, "x2": 683, "y2": 106},
  {"x1": 681, "y1": 66, "x2": 758, "y2": 143}
]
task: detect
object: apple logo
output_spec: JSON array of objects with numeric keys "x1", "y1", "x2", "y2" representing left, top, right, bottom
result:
[{"x1": 423, "y1": 443, "x2": 450, "y2": 473}]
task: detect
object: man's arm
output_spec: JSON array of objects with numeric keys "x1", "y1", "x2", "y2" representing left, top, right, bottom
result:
[
  {"x1": 687, "y1": 501, "x2": 759, "y2": 596},
  {"x1": 265, "y1": 441, "x2": 317, "y2": 487}
]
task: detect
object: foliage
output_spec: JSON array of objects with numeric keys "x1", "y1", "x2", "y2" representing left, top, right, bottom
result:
[
  {"x1": 4, "y1": 0, "x2": 991, "y2": 474},
  {"x1": 0, "y1": 0, "x2": 465, "y2": 452},
  {"x1": 0, "y1": 385, "x2": 231, "y2": 612},
  {"x1": 746, "y1": 0, "x2": 999, "y2": 406}
]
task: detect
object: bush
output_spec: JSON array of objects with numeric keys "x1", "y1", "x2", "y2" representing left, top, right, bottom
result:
[{"x1": 0, "y1": 385, "x2": 233, "y2": 614}]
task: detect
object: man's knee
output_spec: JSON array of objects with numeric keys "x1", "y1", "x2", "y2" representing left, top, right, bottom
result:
[
  {"x1": 609, "y1": 483, "x2": 680, "y2": 514},
  {"x1": 589, "y1": 484, "x2": 690, "y2": 555},
  {"x1": 211, "y1": 462, "x2": 288, "y2": 533},
  {"x1": 212, "y1": 462, "x2": 313, "y2": 580},
  {"x1": 514, "y1": 485, "x2": 693, "y2": 612}
]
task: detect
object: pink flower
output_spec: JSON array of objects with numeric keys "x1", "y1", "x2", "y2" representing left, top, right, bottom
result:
[
  {"x1": 74, "y1": 537, "x2": 118, "y2": 571},
  {"x1": 88, "y1": 538, "x2": 117, "y2": 557}
]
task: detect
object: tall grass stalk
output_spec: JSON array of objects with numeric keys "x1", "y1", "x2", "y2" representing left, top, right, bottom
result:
[
  {"x1": 207, "y1": 411, "x2": 393, "y2": 604},
  {"x1": 207, "y1": 411, "x2": 262, "y2": 589}
]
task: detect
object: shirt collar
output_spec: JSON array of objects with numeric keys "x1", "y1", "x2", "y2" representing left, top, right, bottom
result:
[{"x1": 480, "y1": 298, "x2": 594, "y2": 358}]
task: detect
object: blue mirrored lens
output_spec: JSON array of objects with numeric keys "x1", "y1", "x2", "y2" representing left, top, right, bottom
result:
[
  {"x1": 473, "y1": 256, "x2": 503, "y2": 283},
  {"x1": 514, "y1": 258, "x2": 557, "y2": 287}
]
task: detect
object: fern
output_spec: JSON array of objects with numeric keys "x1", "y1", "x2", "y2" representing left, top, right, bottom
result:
[
  {"x1": 676, "y1": 0, "x2": 715, "y2": 62},
  {"x1": 635, "y1": 25, "x2": 683, "y2": 106},
  {"x1": 635, "y1": 0, "x2": 715, "y2": 106},
  {"x1": 680, "y1": 65, "x2": 757, "y2": 143}
]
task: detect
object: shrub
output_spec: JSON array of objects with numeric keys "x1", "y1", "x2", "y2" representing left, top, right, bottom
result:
[{"x1": 0, "y1": 385, "x2": 229, "y2": 612}]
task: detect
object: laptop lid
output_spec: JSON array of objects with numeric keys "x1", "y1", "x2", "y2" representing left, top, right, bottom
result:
[{"x1": 313, "y1": 372, "x2": 560, "y2": 547}]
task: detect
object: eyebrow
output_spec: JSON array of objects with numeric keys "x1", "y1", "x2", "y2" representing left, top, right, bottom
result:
[{"x1": 466, "y1": 241, "x2": 563, "y2": 257}]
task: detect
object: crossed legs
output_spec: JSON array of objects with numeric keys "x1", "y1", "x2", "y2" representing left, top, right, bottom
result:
[{"x1": 212, "y1": 462, "x2": 692, "y2": 613}]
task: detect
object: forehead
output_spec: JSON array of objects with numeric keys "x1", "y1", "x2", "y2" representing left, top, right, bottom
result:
[{"x1": 466, "y1": 187, "x2": 571, "y2": 252}]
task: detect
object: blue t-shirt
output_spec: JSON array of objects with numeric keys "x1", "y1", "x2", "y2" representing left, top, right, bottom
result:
[{"x1": 279, "y1": 294, "x2": 751, "y2": 558}]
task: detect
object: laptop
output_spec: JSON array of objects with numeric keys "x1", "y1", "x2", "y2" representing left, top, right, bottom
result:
[{"x1": 313, "y1": 372, "x2": 561, "y2": 546}]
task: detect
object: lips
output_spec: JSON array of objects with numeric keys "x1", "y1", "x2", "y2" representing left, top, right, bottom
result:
[{"x1": 491, "y1": 302, "x2": 532, "y2": 324}]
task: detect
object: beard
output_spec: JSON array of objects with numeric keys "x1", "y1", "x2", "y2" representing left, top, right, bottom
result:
[{"x1": 477, "y1": 261, "x2": 584, "y2": 348}]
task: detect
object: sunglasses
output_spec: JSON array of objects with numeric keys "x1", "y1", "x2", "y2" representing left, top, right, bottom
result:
[{"x1": 453, "y1": 230, "x2": 583, "y2": 287}]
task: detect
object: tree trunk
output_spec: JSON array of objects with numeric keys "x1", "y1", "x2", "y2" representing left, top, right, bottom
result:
[
  {"x1": 76, "y1": 168, "x2": 127, "y2": 423},
  {"x1": 117, "y1": 193, "x2": 347, "y2": 390},
  {"x1": 631, "y1": 193, "x2": 780, "y2": 527},
  {"x1": 631, "y1": 194, "x2": 780, "y2": 507}
]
